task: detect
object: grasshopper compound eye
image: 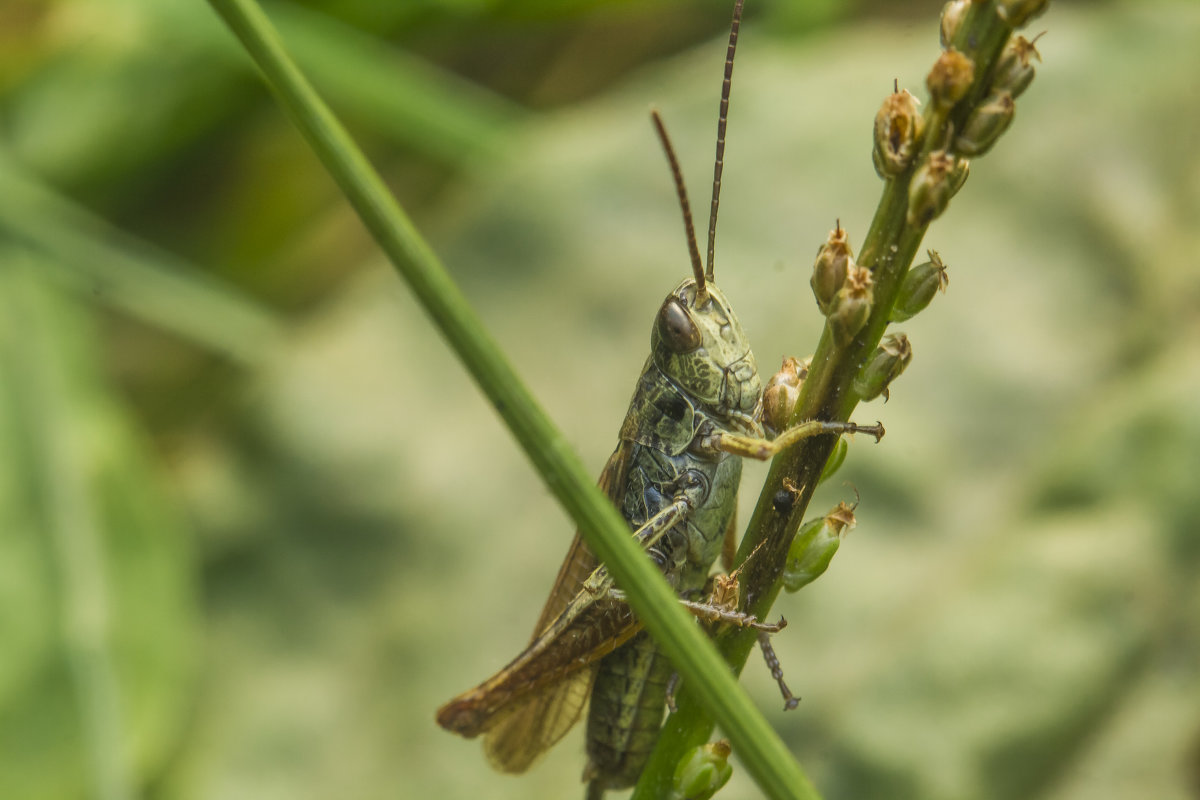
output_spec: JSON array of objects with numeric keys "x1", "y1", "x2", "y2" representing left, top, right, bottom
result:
[{"x1": 658, "y1": 297, "x2": 702, "y2": 353}]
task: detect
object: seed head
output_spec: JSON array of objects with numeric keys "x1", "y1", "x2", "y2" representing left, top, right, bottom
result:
[
  {"x1": 782, "y1": 500, "x2": 857, "y2": 593},
  {"x1": 828, "y1": 264, "x2": 874, "y2": 347},
  {"x1": 997, "y1": 0, "x2": 1049, "y2": 28},
  {"x1": 955, "y1": 89, "x2": 1015, "y2": 156},
  {"x1": 811, "y1": 221, "x2": 853, "y2": 315},
  {"x1": 763, "y1": 356, "x2": 810, "y2": 435},
  {"x1": 873, "y1": 86, "x2": 925, "y2": 178},
  {"x1": 940, "y1": 0, "x2": 971, "y2": 48},
  {"x1": 993, "y1": 33, "x2": 1043, "y2": 98},
  {"x1": 673, "y1": 742, "x2": 733, "y2": 800},
  {"x1": 891, "y1": 250, "x2": 949, "y2": 322},
  {"x1": 853, "y1": 333, "x2": 913, "y2": 402},
  {"x1": 907, "y1": 150, "x2": 969, "y2": 226},
  {"x1": 927, "y1": 48, "x2": 975, "y2": 110}
]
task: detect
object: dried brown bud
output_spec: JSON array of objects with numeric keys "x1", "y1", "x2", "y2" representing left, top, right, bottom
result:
[
  {"x1": 763, "y1": 356, "x2": 810, "y2": 435},
  {"x1": 927, "y1": 48, "x2": 975, "y2": 110},
  {"x1": 907, "y1": 150, "x2": 969, "y2": 226},
  {"x1": 997, "y1": 0, "x2": 1049, "y2": 28},
  {"x1": 891, "y1": 250, "x2": 949, "y2": 322},
  {"x1": 873, "y1": 86, "x2": 925, "y2": 178},
  {"x1": 993, "y1": 33, "x2": 1043, "y2": 98},
  {"x1": 828, "y1": 264, "x2": 873, "y2": 347},
  {"x1": 853, "y1": 333, "x2": 913, "y2": 402},
  {"x1": 955, "y1": 90, "x2": 1015, "y2": 156},
  {"x1": 811, "y1": 222, "x2": 853, "y2": 315}
]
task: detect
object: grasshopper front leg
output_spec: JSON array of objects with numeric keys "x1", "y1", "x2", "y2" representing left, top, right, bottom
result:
[{"x1": 586, "y1": 469, "x2": 710, "y2": 595}]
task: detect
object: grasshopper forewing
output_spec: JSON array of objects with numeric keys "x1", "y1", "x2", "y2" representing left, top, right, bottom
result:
[
  {"x1": 436, "y1": 1, "x2": 882, "y2": 792},
  {"x1": 436, "y1": 442, "x2": 633, "y2": 769}
]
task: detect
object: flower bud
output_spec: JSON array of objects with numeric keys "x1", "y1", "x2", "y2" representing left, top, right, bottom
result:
[
  {"x1": 997, "y1": 0, "x2": 1049, "y2": 28},
  {"x1": 993, "y1": 33, "x2": 1042, "y2": 98},
  {"x1": 810, "y1": 222, "x2": 853, "y2": 314},
  {"x1": 940, "y1": 0, "x2": 970, "y2": 48},
  {"x1": 891, "y1": 250, "x2": 949, "y2": 322},
  {"x1": 947, "y1": 154, "x2": 970, "y2": 195},
  {"x1": 828, "y1": 264, "x2": 873, "y2": 347},
  {"x1": 907, "y1": 150, "x2": 969, "y2": 226},
  {"x1": 853, "y1": 333, "x2": 912, "y2": 402},
  {"x1": 673, "y1": 741, "x2": 733, "y2": 800},
  {"x1": 818, "y1": 437, "x2": 848, "y2": 484},
  {"x1": 763, "y1": 356, "x2": 809, "y2": 435},
  {"x1": 926, "y1": 48, "x2": 975, "y2": 110},
  {"x1": 782, "y1": 500, "x2": 856, "y2": 593},
  {"x1": 955, "y1": 90, "x2": 1015, "y2": 156},
  {"x1": 873, "y1": 86, "x2": 924, "y2": 178}
]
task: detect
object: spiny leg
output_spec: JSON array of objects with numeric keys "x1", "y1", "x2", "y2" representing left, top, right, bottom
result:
[
  {"x1": 678, "y1": 598, "x2": 786, "y2": 632},
  {"x1": 758, "y1": 631, "x2": 800, "y2": 711},
  {"x1": 706, "y1": 418, "x2": 885, "y2": 461}
]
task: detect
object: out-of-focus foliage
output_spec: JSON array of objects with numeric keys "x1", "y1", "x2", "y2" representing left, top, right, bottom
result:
[
  {"x1": 1, "y1": 1, "x2": 1198, "y2": 799},
  {"x1": 0, "y1": 260, "x2": 195, "y2": 799}
]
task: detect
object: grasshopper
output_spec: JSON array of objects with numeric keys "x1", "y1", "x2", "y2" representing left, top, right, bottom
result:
[{"x1": 436, "y1": 2, "x2": 882, "y2": 794}]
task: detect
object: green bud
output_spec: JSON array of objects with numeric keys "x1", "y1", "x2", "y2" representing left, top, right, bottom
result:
[
  {"x1": 873, "y1": 86, "x2": 924, "y2": 178},
  {"x1": 955, "y1": 90, "x2": 1015, "y2": 156},
  {"x1": 993, "y1": 33, "x2": 1042, "y2": 98},
  {"x1": 940, "y1": 0, "x2": 970, "y2": 48},
  {"x1": 997, "y1": 0, "x2": 1049, "y2": 28},
  {"x1": 782, "y1": 500, "x2": 856, "y2": 593},
  {"x1": 763, "y1": 356, "x2": 809, "y2": 435},
  {"x1": 926, "y1": 48, "x2": 975, "y2": 110},
  {"x1": 891, "y1": 250, "x2": 949, "y2": 322},
  {"x1": 948, "y1": 155, "x2": 970, "y2": 195},
  {"x1": 810, "y1": 222, "x2": 853, "y2": 314},
  {"x1": 828, "y1": 264, "x2": 873, "y2": 347},
  {"x1": 673, "y1": 741, "x2": 733, "y2": 800},
  {"x1": 818, "y1": 437, "x2": 849, "y2": 484},
  {"x1": 853, "y1": 333, "x2": 913, "y2": 402},
  {"x1": 907, "y1": 150, "x2": 969, "y2": 226}
]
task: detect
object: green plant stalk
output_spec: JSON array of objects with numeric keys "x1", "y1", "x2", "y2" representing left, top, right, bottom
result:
[
  {"x1": 204, "y1": 0, "x2": 819, "y2": 798},
  {"x1": 632, "y1": 3, "x2": 1033, "y2": 797}
]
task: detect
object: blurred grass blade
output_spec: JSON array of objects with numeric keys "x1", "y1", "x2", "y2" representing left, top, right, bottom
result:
[
  {"x1": 7, "y1": 264, "x2": 135, "y2": 800},
  {"x1": 268, "y1": 2, "x2": 522, "y2": 162},
  {"x1": 204, "y1": 0, "x2": 820, "y2": 797},
  {"x1": 0, "y1": 150, "x2": 284, "y2": 364},
  {"x1": 0, "y1": 253, "x2": 197, "y2": 800}
]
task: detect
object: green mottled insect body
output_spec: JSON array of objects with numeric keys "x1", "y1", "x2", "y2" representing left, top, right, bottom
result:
[{"x1": 584, "y1": 280, "x2": 760, "y2": 790}]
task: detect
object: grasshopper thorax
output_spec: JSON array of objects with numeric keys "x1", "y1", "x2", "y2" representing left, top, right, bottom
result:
[{"x1": 651, "y1": 278, "x2": 763, "y2": 434}]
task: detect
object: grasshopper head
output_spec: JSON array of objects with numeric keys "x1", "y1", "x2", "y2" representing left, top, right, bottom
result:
[{"x1": 651, "y1": 279, "x2": 763, "y2": 434}]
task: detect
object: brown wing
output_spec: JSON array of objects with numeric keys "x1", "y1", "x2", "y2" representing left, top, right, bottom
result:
[
  {"x1": 529, "y1": 440, "x2": 633, "y2": 639},
  {"x1": 435, "y1": 590, "x2": 641, "y2": 742},
  {"x1": 435, "y1": 440, "x2": 639, "y2": 772},
  {"x1": 482, "y1": 669, "x2": 597, "y2": 773}
]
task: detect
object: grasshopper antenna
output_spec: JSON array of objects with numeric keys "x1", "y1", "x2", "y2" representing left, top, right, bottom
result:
[
  {"x1": 651, "y1": 109, "x2": 708, "y2": 304},
  {"x1": 706, "y1": 0, "x2": 744, "y2": 283}
]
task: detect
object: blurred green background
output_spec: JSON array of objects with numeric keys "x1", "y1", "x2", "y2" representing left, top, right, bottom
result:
[{"x1": 2, "y1": 1, "x2": 1198, "y2": 799}]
